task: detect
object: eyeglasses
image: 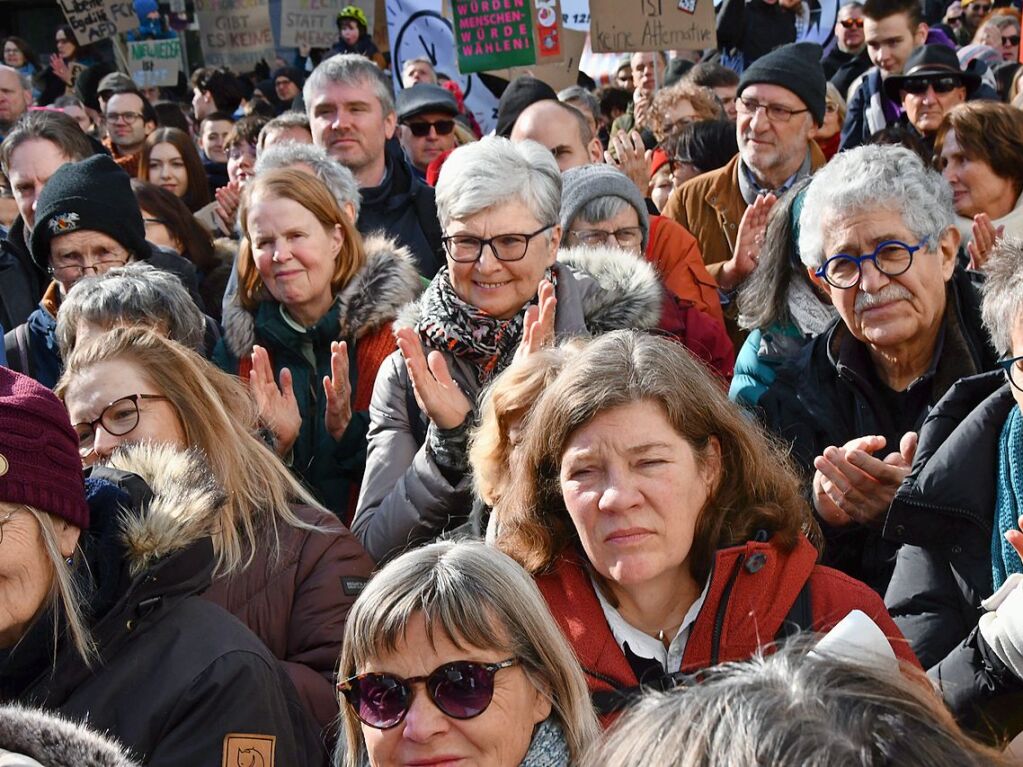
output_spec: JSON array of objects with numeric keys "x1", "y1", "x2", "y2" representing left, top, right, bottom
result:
[
  {"x1": 49, "y1": 256, "x2": 127, "y2": 280},
  {"x1": 815, "y1": 237, "x2": 929, "y2": 289},
  {"x1": 735, "y1": 97, "x2": 809, "y2": 123},
  {"x1": 405, "y1": 119, "x2": 456, "y2": 137},
  {"x1": 73, "y1": 394, "x2": 170, "y2": 456},
  {"x1": 442, "y1": 224, "x2": 553, "y2": 263},
  {"x1": 55, "y1": 37, "x2": 72, "y2": 45},
  {"x1": 839, "y1": 18, "x2": 864, "y2": 28},
  {"x1": 568, "y1": 226, "x2": 644, "y2": 248},
  {"x1": 899, "y1": 76, "x2": 963, "y2": 95},
  {"x1": 969, "y1": 3, "x2": 991, "y2": 11},
  {"x1": 106, "y1": 112, "x2": 143, "y2": 124},
  {"x1": 825, "y1": 102, "x2": 839, "y2": 114},
  {"x1": 1005, "y1": 35, "x2": 1021, "y2": 46},
  {"x1": 338, "y1": 659, "x2": 517, "y2": 729},
  {"x1": 998, "y1": 355, "x2": 1023, "y2": 392},
  {"x1": 946, "y1": 13, "x2": 963, "y2": 23}
]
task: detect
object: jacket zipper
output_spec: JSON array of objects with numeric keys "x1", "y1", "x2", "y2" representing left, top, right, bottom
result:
[{"x1": 710, "y1": 554, "x2": 745, "y2": 666}]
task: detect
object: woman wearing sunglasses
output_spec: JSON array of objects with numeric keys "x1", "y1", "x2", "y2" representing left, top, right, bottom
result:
[
  {"x1": 885, "y1": 239, "x2": 1023, "y2": 744},
  {"x1": 337, "y1": 540, "x2": 598, "y2": 766}
]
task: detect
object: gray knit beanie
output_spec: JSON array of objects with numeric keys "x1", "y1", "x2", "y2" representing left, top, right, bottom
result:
[{"x1": 560, "y1": 164, "x2": 650, "y2": 251}]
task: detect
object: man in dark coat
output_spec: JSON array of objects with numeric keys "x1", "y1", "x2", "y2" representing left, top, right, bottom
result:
[{"x1": 824, "y1": 1, "x2": 871, "y2": 96}]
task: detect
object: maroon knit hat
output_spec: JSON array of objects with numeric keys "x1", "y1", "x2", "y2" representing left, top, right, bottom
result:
[{"x1": 0, "y1": 367, "x2": 89, "y2": 529}]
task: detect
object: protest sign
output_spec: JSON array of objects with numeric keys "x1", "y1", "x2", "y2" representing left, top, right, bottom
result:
[
  {"x1": 450, "y1": 0, "x2": 536, "y2": 73},
  {"x1": 58, "y1": 0, "x2": 128, "y2": 43},
  {"x1": 279, "y1": 0, "x2": 374, "y2": 49},
  {"x1": 560, "y1": 0, "x2": 589, "y2": 30},
  {"x1": 507, "y1": 26, "x2": 584, "y2": 91},
  {"x1": 107, "y1": 0, "x2": 139, "y2": 33},
  {"x1": 127, "y1": 38, "x2": 181, "y2": 87},
  {"x1": 589, "y1": 0, "x2": 716, "y2": 52},
  {"x1": 195, "y1": 0, "x2": 275, "y2": 72},
  {"x1": 532, "y1": 0, "x2": 564, "y2": 64}
]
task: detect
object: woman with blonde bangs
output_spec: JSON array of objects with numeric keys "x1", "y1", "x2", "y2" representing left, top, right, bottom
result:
[
  {"x1": 57, "y1": 326, "x2": 374, "y2": 737},
  {"x1": 215, "y1": 169, "x2": 421, "y2": 521}
]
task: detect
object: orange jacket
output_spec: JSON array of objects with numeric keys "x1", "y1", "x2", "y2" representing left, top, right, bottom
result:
[{"x1": 645, "y1": 215, "x2": 723, "y2": 326}]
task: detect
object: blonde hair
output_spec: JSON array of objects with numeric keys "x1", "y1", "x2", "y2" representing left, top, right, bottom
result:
[
  {"x1": 338, "y1": 541, "x2": 599, "y2": 767},
  {"x1": 649, "y1": 82, "x2": 722, "y2": 138},
  {"x1": 55, "y1": 327, "x2": 326, "y2": 575},
  {"x1": 236, "y1": 168, "x2": 366, "y2": 313}
]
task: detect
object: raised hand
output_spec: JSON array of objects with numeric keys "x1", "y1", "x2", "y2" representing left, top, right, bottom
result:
[
  {"x1": 516, "y1": 280, "x2": 557, "y2": 361},
  {"x1": 967, "y1": 213, "x2": 1004, "y2": 271},
  {"x1": 1006, "y1": 515, "x2": 1023, "y2": 564},
  {"x1": 214, "y1": 180, "x2": 243, "y2": 233},
  {"x1": 323, "y1": 341, "x2": 353, "y2": 440},
  {"x1": 395, "y1": 327, "x2": 472, "y2": 430},
  {"x1": 718, "y1": 193, "x2": 777, "y2": 291},
  {"x1": 248, "y1": 345, "x2": 302, "y2": 456},
  {"x1": 50, "y1": 54, "x2": 72, "y2": 84},
  {"x1": 606, "y1": 129, "x2": 651, "y2": 196}
]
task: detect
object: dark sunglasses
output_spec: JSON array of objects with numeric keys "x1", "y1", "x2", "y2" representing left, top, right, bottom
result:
[
  {"x1": 946, "y1": 13, "x2": 963, "y2": 22},
  {"x1": 405, "y1": 119, "x2": 456, "y2": 137},
  {"x1": 1005, "y1": 35, "x2": 1021, "y2": 46},
  {"x1": 900, "y1": 75, "x2": 963, "y2": 95},
  {"x1": 839, "y1": 18, "x2": 864, "y2": 28},
  {"x1": 338, "y1": 659, "x2": 517, "y2": 729}
]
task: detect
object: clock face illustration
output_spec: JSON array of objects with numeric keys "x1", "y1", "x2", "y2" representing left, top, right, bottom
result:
[{"x1": 391, "y1": 8, "x2": 474, "y2": 98}]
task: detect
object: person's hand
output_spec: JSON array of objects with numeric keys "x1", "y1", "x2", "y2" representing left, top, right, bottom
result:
[
  {"x1": 323, "y1": 341, "x2": 352, "y2": 440},
  {"x1": 298, "y1": 44, "x2": 311, "y2": 58},
  {"x1": 248, "y1": 345, "x2": 302, "y2": 456},
  {"x1": 395, "y1": 327, "x2": 472, "y2": 430},
  {"x1": 1006, "y1": 515, "x2": 1023, "y2": 563},
  {"x1": 967, "y1": 213, "x2": 1004, "y2": 270},
  {"x1": 605, "y1": 130, "x2": 650, "y2": 198},
  {"x1": 214, "y1": 180, "x2": 242, "y2": 233},
  {"x1": 515, "y1": 280, "x2": 556, "y2": 361},
  {"x1": 812, "y1": 431, "x2": 917, "y2": 527},
  {"x1": 718, "y1": 193, "x2": 777, "y2": 291},
  {"x1": 50, "y1": 53, "x2": 71, "y2": 84},
  {"x1": 633, "y1": 87, "x2": 651, "y2": 127}
]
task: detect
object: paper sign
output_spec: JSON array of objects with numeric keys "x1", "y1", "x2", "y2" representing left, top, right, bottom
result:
[
  {"x1": 195, "y1": 0, "x2": 275, "y2": 72},
  {"x1": 128, "y1": 38, "x2": 181, "y2": 87},
  {"x1": 107, "y1": 0, "x2": 140, "y2": 33},
  {"x1": 589, "y1": 0, "x2": 716, "y2": 53},
  {"x1": 58, "y1": 0, "x2": 125, "y2": 43},
  {"x1": 559, "y1": 0, "x2": 589, "y2": 29},
  {"x1": 532, "y1": 0, "x2": 563, "y2": 64},
  {"x1": 451, "y1": 0, "x2": 537, "y2": 73},
  {"x1": 507, "y1": 26, "x2": 584, "y2": 91},
  {"x1": 278, "y1": 0, "x2": 374, "y2": 49}
]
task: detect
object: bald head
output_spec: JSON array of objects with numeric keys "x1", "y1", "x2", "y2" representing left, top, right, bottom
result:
[
  {"x1": 510, "y1": 99, "x2": 603, "y2": 172},
  {"x1": 0, "y1": 65, "x2": 32, "y2": 129}
]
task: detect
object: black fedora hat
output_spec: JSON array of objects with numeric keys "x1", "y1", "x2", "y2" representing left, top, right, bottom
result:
[{"x1": 883, "y1": 45, "x2": 981, "y2": 100}]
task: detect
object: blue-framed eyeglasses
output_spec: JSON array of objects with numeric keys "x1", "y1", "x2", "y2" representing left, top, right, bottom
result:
[
  {"x1": 815, "y1": 237, "x2": 930, "y2": 289},
  {"x1": 998, "y1": 355, "x2": 1023, "y2": 393}
]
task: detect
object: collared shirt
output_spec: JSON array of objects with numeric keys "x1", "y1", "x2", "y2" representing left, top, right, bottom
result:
[
  {"x1": 737, "y1": 149, "x2": 813, "y2": 206},
  {"x1": 592, "y1": 576, "x2": 711, "y2": 674}
]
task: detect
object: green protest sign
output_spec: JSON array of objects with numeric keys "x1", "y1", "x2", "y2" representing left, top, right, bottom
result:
[
  {"x1": 128, "y1": 38, "x2": 181, "y2": 88},
  {"x1": 451, "y1": 0, "x2": 536, "y2": 74}
]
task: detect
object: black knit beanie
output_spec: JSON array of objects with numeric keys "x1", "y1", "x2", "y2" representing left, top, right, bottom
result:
[
  {"x1": 30, "y1": 154, "x2": 148, "y2": 272},
  {"x1": 737, "y1": 42, "x2": 827, "y2": 126},
  {"x1": 495, "y1": 76, "x2": 557, "y2": 138}
]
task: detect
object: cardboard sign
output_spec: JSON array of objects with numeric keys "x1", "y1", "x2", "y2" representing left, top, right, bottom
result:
[
  {"x1": 127, "y1": 38, "x2": 181, "y2": 87},
  {"x1": 58, "y1": 0, "x2": 133, "y2": 43},
  {"x1": 278, "y1": 0, "x2": 374, "y2": 49},
  {"x1": 507, "y1": 26, "x2": 584, "y2": 91},
  {"x1": 532, "y1": 0, "x2": 563, "y2": 64},
  {"x1": 195, "y1": 0, "x2": 275, "y2": 72},
  {"x1": 589, "y1": 0, "x2": 716, "y2": 53},
  {"x1": 451, "y1": 0, "x2": 537, "y2": 73},
  {"x1": 107, "y1": 0, "x2": 140, "y2": 33}
]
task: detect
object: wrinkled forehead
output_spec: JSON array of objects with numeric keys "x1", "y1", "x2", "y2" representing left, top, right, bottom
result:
[{"x1": 51, "y1": 229, "x2": 126, "y2": 257}]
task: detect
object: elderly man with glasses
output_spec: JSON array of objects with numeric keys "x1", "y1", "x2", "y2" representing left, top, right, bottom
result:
[
  {"x1": 758, "y1": 145, "x2": 998, "y2": 596},
  {"x1": 396, "y1": 83, "x2": 460, "y2": 178}
]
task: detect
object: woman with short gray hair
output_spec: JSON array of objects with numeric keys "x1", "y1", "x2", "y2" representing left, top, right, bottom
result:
[{"x1": 353, "y1": 136, "x2": 664, "y2": 563}]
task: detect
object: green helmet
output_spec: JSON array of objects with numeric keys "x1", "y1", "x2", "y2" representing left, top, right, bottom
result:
[{"x1": 337, "y1": 5, "x2": 369, "y2": 31}]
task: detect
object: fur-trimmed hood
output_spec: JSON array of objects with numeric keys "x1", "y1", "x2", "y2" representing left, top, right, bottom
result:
[
  {"x1": 394, "y1": 243, "x2": 662, "y2": 334},
  {"x1": 221, "y1": 233, "x2": 422, "y2": 360},
  {"x1": 0, "y1": 705, "x2": 139, "y2": 766}
]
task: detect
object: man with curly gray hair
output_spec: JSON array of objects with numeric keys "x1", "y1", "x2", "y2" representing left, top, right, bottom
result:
[{"x1": 759, "y1": 144, "x2": 998, "y2": 595}]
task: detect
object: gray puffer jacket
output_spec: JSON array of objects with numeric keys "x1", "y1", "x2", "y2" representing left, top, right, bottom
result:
[
  {"x1": 0, "y1": 704, "x2": 139, "y2": 766},
  {"x1": 352, "y1": 246, "x2": 663, "y2": 563}
]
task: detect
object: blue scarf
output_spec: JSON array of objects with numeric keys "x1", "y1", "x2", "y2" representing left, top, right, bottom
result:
[{"x1": 993, "y1": 406, "x2": 1023, "y2": 589}]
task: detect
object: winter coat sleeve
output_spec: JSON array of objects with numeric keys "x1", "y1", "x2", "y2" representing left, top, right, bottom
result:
[
  {"x1": 352, "y1": 352, "x2": 474, "y2": 563},
  {"x1": 839, "y1": 79, "x2": 868, "y2": 151},
  {"x1": 647, "y1": 216, "x2": 724, "y2": 326},
  {"x1": 730, "y1": 328, "x2": 774, "y2": 407}
]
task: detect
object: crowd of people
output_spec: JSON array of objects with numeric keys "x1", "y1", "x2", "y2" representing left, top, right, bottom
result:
[{"x1": 1, "y1": 0, "x2": 1023, "y2": 764}]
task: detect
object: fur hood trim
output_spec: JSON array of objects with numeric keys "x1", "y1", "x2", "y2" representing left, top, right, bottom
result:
[
  {"x1": 222, "y1": 233, "x2": 422, "y2": 359},
  {"x1": 0, "y1": 705, "x2": 139, "y2": 766},
  {"x1": 393, "y1": 244, "x2": 662, "y2": 333},
  {"x1": 102, "y1": 444, "x2": 225, "y2": 576}
]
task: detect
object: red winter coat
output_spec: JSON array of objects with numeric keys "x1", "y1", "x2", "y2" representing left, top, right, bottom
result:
[{"x1": 537, "y1": 534, "x2": 920, "y2": 726}]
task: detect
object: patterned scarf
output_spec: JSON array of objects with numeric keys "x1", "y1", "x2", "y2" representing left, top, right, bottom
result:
[
  {"x1": 993, "y1": 406, "x2": 1023, "y2": 589},
  {"x1": 417, "y1": 266, "x2": 556, "y2": 384}
]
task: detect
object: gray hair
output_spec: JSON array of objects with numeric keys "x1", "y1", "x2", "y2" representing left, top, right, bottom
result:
[
  {"x1": 256, "y1": 111, "x2": 311, "y2": 149},
  {"x1": 798, "y1": 145, "x2": 954, "y2": 270},
  {"x1": 55, "y1": 263, "x2": 205, "y2": 358},
  {"x1": 981, "y1": 237, "x2": 1023, "y2": 354},
  {"x1": 435, "y1": 136, "x2": 561, "y2": 230},
  {"x1": 583, "y1": 644, "x2": 1012, "y2": 767},
  {"x1": 303, "y1": 53, "x2": 395, "y2": 116},
  {"x1": 575, "y1": 196, "x2": 629, "y2": 226},
  {"x1": 402, "y1": 57, "x2": 436, "y2": 75},
  {"x1": 1, "y1": 109, "x2": 93, "y2": 176},
  {"x1": 338, "y1": 540, "x2": 599, "y2": 767},
  {"x1": 558, "y1": 86, "x2": 600, "y2": 125},
  {"x1": 255, "y1": 141, "x2": 360, "y2": 217}
]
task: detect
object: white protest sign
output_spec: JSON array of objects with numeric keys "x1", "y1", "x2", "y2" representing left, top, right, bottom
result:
[
  {"x1": 279, "y1": 0, "x2": 375, "y2": 49},
  {"x1": 128, "y1": 38, "x2": 182, "y2": 87},
  {"x1": 195, "y1": 0, "x2": 275, "y2": 72}
]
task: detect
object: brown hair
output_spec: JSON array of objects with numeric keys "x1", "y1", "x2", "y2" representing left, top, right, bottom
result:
[
  {"x1": 225, "y1": 114, "x2": 269, "y2": 150},
  {"x1": 138, "y1": 127, "x2": 212, "y2": 212},
  {"x1": 649, "y1": 82, "x2": 723, "y2": 139},
  {"x1": 494, "y1": 331, "x2": 816, "y2": 577},
  {"x1": 236, "y1": 168, "x2": 366, "y2": 313},
  {"x1": 130, "y1": 180, "x2": 217, "y2": 274},
  {"x1": 934, "y1": 101, "x2": 1023, "y2": 197}
]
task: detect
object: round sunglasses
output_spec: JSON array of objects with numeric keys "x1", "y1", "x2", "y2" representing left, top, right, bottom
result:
[{"x1": 338, "y1": 659, "x2": 517, "y2": 729}]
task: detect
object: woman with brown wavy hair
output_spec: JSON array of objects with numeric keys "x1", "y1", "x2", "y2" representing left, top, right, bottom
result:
[
  {"x1": 493, "y1": 330, "x2": 919, "y2": 725},
  {"x1": 138, "y1": 127, "x2": 212, "y2": 212}
]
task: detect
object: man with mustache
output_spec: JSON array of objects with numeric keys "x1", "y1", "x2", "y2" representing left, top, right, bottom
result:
[{"x1": 758, "y1": 145, "x2": 997, "y2": 595}]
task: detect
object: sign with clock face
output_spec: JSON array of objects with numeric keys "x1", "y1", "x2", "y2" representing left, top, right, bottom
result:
[{"x1": 387, "y1": 0, "x2": 500, "y2": 132}]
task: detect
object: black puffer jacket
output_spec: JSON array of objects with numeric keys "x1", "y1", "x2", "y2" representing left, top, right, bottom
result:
[
  {"x1": 758, "y1": 269, "x2": 997, "y2": 594},
  {"x1": 0, "y1": 445, "x2": 327, "y2": 766},
  {"x1": 884, "y1": 371, "x2": 1023, "y2": 743}
]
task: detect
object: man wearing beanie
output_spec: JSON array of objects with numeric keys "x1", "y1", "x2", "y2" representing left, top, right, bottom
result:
[
  {"x1": 3, "y1": 154, "x2": 199, "y2": 388},
  {"x1": 663, "y1": 42, "x2": 827, "y2": 337}
]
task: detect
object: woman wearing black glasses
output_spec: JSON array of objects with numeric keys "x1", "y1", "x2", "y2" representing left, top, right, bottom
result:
[
  {"x1": 353, "y1": 136, "x2": 664, "y2": 563},
  {"x1": 337, "y1": 540, "x2": 598, "y2": 767},
  {"x1": 886, "y1": 238, "x2": 1023, "y2": 744}
]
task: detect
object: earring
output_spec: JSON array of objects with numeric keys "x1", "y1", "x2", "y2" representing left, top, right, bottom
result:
[{"x1": 65, "y1": 556, "x2": 74, "y2": 566}]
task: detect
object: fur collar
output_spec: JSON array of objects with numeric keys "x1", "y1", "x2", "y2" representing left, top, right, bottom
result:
[
  {"x1": 222, "y1": 234, "x2": 422, "y2": 360},
  {"x1": 394, "y1": 244, "x2": 662, "y2": 334},
  {"x1": 100, "y1": 444, "x2": 225, "y2": 577},
  {"x1": 0, "y1": 704, "x2": 139, "y2": 766}
]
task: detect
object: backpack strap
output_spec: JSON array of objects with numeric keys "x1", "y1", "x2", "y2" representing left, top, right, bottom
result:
[
  {"x1": 4, "y1": 324, "x2": 33, "y2": 377},
  {"x1": 774, "y1": 579, "x2": 813, "y2": 642}
]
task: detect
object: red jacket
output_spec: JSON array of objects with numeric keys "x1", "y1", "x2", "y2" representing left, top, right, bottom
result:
[{"x1": 537, "y1": 534, "x2": 920, "y2": 725}]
